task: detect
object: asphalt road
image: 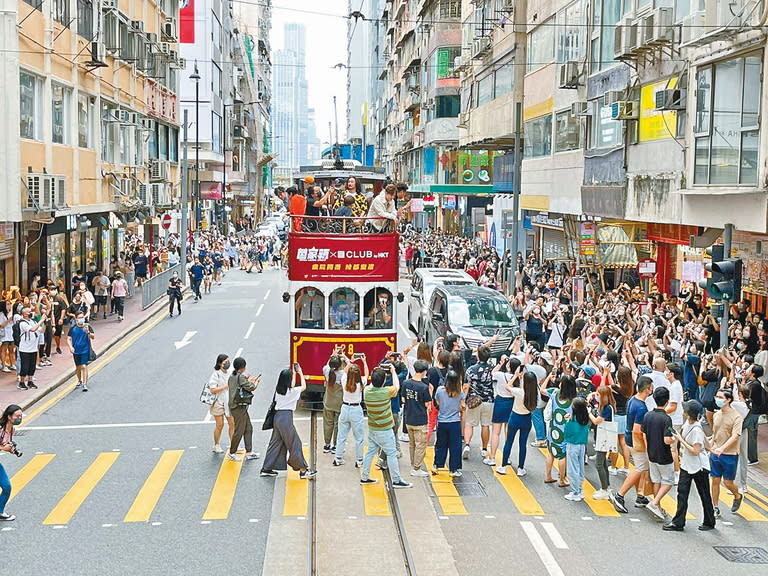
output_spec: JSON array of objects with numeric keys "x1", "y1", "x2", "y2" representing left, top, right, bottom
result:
[{"x1": 2, "y1": 266, "x2": 287, "y2": 576}]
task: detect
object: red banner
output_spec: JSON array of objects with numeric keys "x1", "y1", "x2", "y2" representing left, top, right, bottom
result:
[
  {"x1": 201, "y1": 182, "x2": 221, "y2": 200},
  {"x1": 289, "y1": 233, "x2": 398, "y2": 282},
  {"x1": 179, "y1": 0, "x2": 195, "y2": 44}
]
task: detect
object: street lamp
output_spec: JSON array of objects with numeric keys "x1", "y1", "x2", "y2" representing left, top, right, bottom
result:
[
  {"x1": 189, "y1": 62, "x2": 201, "y2": 232},
  {"x1": 222, "y1": 100, "x2": 260, "y2": 234}
]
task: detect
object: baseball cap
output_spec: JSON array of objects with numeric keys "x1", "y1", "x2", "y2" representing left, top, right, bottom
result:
[
  {"x1": 579, "y1": 364, "x2": 597, "y2": 378},
  {"x1": 591, "y1": 374, "x2": 603, "y2": 389},
  {"x1": 539, "y1": 351, "x2": 554, "y2": 366},
  {"x1": 334, "y1": 177, "x2": 346, "y2": 187},
  {"x1": 303, "y1": 175, "x2": 315, "y2": 184}
]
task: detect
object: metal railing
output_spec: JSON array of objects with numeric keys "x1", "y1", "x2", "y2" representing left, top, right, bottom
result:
[{"x1": 141, "y1": 264, "x2": 184, "y2": 309}]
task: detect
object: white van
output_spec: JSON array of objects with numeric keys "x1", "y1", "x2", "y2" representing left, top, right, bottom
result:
[{"x1": 408, "y1": 268, "x2": 476, "y2": 337}]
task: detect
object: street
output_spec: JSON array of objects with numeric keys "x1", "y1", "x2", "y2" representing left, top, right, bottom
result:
[{"x1": 3, "y1": 268, "x2": 768, "y2": 575}]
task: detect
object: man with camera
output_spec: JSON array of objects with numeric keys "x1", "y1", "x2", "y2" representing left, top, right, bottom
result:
[{"x1": 0, "y1": 404, "x2": 24, "y2": 521}]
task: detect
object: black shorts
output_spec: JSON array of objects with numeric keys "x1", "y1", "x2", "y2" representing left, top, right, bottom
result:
[
  {"x1": 54, "y1": 323, "x2": 63, "y2": 337},
  {"x1": 19, "y1": 351, "x2": 37, "y2": 377},
  {"x1": 96, "y1": 295, "x2": 108, "y2": 305}
]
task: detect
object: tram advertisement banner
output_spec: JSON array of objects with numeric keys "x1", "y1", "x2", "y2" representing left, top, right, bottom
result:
[{"x1": 289, "y1": 234, "x2": 398, "y2": 281}]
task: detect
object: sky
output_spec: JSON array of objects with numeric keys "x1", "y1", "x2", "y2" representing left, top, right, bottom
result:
[{"x1": 271, "y1": 0, "x2": 349, "y2": 144}]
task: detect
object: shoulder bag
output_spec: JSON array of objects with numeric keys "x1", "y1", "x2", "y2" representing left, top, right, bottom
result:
[
  {"x1": 200, "y1": 381, "x2": 217, "y2": 405},
  {"x1": 235, "y1": 375, "x2": 255, "y2": 406},
  {"x1": 262, "y1": 389, "x2": 277, "y2": 431},
  {"x1": 595, "y1": 405, "x2": 619, "y2": 453}
]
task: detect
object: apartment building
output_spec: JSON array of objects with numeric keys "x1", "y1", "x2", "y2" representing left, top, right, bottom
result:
[{"x1": 0, "y1": 0, "x2": 181, "y2": 292}]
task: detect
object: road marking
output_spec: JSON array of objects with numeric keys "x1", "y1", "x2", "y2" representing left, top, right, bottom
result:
[
  {"x1": 581, "y1": 480, "x2": 620, "y2": 517},
  {"x1": 21, "y1": 306, "x2": 168, "y2": 426},
  {"x1": 520, "y1": 521, "x2": 565, "y2": 576},
  {"x1": 283, "y1": 447, "x2": 310, "y2": 516},
  {"x1": 174, "y1": 331, "x2": 198, "y2": 350},
  {"x1": 255, "y1": 304, "x2": 264, "y2": 317},
  {"x1": 492, "y1": 451, "x2": 544, "y2": 515},
  {"x1": 746, "y1": 492, "x2": 768, "y2": 514},
  {"x1": 424, "y1": 446, "x2": 467, "y2": 515},
  {"x1": 203, "y1": 455, "x2": 244, "y2": 520},
  {"x1": 264, "y1": 289, "x2": 271, "y2": 300},
  {"x1": 8, "y1": 454, "x2": 55, "y2": 503},
  {"x1": 43, "y1": 452, "x2": 119, "y2": 525},
  {"x1": 235, "y1": 347, "x2": 243, "y2": 358},
  {"x1": 719, "y1": 492, "x2": 768, "y2": 522},
  {"x1": 24, "y1": 416, "x2": 313, "y2": 431},
  {"x1": 124, "y1": 450, "x2": 184, "y2": 523},
  {"x1": 540, "y1": 522, "x2": 568, "y2": 549},
  {"x1": 244, "y1": 322, "x2": 255, "y2": 339}
]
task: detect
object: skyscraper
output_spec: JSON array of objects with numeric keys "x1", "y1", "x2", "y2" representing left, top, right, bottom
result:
[{"x1": 272, "y1": 23, "x2": 309, "y2": 182}]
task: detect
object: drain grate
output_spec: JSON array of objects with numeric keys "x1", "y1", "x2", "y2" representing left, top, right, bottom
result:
[
  {"x1": 453, "y1": 482, "x2": 486, "y2": 497},
  {"x1": 714, "y1": 547, "x2": 768, "y2": 564}
]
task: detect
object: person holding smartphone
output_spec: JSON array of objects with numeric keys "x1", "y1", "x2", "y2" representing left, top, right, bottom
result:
[
  {"x1": 226, "y1": 357, "x2": 261, "y2": 462},
  {"x1": 642, "y1": 387, "x2": 676, "y2": 521}
]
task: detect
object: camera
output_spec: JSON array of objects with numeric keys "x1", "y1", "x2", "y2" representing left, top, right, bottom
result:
[{"x1": 8, "y1": 441, "x2": 22, "y2": 458}]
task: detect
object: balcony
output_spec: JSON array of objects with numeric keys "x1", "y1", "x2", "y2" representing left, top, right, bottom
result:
[{"x1": 424, "y1": 117, "x2": 459, "y2": 145}]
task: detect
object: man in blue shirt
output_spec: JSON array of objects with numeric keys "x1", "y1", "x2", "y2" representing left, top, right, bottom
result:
[
  {"x1": 67, "y1": 313, "x2": 95, "y2": 391},
  {"x1": 189, "y1": 257, "x2": 204, "y2": 301}
]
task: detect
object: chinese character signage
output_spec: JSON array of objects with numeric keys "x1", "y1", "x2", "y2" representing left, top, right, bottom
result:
[
  {"x1": 289, "y1": 234, "x2": 399, "y2": 281},
  {"x1": 180, "y1": 0, "x2": 195, "y2": 43},
  {"x1": 580, "y1": 222, "x2": 596, "y2": 256}
]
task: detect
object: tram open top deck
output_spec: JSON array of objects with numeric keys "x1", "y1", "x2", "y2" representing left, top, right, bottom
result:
[{"x1": 292, "y1": 160, "x2": 388, "y2": 193}]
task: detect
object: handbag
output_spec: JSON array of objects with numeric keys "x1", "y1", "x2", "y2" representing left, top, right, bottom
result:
[
  {"x1": 234, "y1": 375, "x2": 254, "y2": 406},
  {"x1": 89, "y1": 347, "x2": 97, "y2": 363},
  {"x1": 262, "y1": 389, "x2": 277, "y2": 431},
  {"x1": 466, "y1": 394, "x2": 483, "y2": 410},
  {"x1": 200, "y1": 382, "x2": 217, "y2": 405},
  {"x1": 595, "y1": 406, "x2": 619, "y2": 453}
]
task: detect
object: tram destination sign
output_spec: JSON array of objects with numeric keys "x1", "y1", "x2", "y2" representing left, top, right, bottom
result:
[{"x1": 289, "y1": 234, "x2": 399, "y2": 282}]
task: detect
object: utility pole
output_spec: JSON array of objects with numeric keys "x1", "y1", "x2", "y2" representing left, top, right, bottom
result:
[
  {"x1": 512, "y1": 101, "x2": 522, "y2": 263},
  {"x1": 180, "y1": 109, "x2": 189, "y2": 282},
  {"x1": 720, "y1": 223, "x2": 733, "y2": 348}
]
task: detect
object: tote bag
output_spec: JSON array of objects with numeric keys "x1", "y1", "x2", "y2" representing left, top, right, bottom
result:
[{"x1": 595, "y1": 406, "x2": 619, "y2": 453}]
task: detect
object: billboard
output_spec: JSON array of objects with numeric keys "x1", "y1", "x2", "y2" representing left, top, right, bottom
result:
[{"x1": 288, "y1": 234, "x2": 399, "y2": 282}]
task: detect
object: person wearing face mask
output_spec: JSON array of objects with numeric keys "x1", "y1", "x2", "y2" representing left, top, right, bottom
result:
[
  {"x1": 67, "y1": 312, "x2": 94, "y2": 391},
  {"x1": 707, "y1": 388, "x2": 744, "y2": 519},
  {"x1": 330, "y1": 294, "x2": 357, "y2": 330},
  {"x1": 111, "y1": 271, "x2": 129, "y2": 321},
  {"x1": 208, "y1": 353, "x2": 235, "y2": 454},
  {"x1": 50, "y1": 287, "x2": 68, "y2": 355},
  {"x1": 17, "y1": 306, "x2": 46, "y2": 390},
  {"x1": 295, "y1": 288, "x2": 323, "y2": 329},
  {"x1": 167, "y1": 271, "x2": 183, "y2": 318},
  {"x1": 524, "y1": 304, "x2": 545, "y2": 350},
  {"x1": 367, "y1": 291, "x2": 392, "y2": 329},
  {"x1": 0, "y1": 404, "x2": 24, "y2": 521}
]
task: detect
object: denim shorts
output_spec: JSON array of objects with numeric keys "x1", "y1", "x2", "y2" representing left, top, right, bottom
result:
[
  {"x1": 709, "y1": 453, "x2": 738, "y2": 480},
  {"x1": 492, "y1": 396, "x2": 515, "y2": 423},
  {"x1": 614, "y1": 414, "x2": 627, "y2": 436}
]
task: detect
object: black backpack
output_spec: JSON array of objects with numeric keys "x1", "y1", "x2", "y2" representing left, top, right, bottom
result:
[{"x1": 12, "y1": 320, "x2": 22, "y2": 346}]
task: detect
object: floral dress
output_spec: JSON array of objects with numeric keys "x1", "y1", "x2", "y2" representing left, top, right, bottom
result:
[{"x1": 547, "y1": 388, "x2": 572, "y2": 460}]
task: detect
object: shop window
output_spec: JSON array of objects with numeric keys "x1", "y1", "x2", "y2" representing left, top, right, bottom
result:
[
  {"x1": 20, "y1": 71, "x2": 41, "y2": 140},
  {"x1": 52, "y1": 83, "x2": 71, "y2": 145},
  {"x1": 295, "y1": 287, "x2": 324, "y2": 329},
  {"x1": 329, "y1": 288, "x2": 359, "y2": 330},
  {"x1": 364, "y1": 288, "x2": 393, "y2": 330},
  {"x1": 524, "y1": 114, "x2": 552, "y2": 158},
  {"x1": 693, "y1": 53, "x2": 762, "y2": 186},
  {"x1": 527, "y1": 19, "x2": 555, "y2": 73},
  {"x1": 554, "y1": 109, "x2": 583, "y2": 152}
]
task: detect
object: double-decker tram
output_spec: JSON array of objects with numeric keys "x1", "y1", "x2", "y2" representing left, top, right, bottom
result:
[{"x1": 284, "y1": 211, "x2": 400, "y2": 396}]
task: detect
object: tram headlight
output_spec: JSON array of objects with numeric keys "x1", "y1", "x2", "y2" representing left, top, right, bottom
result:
[
  {"x1": 282, "y1": 291, "x2": 290, "y2": 303},
  {"x1": 397, "y1": 291, "x2": 405, "y2": 303}
]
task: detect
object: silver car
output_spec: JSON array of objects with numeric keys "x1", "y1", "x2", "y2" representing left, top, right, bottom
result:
[{"x1": 408, "y1": 268, "x2": 476, "y2": 338}]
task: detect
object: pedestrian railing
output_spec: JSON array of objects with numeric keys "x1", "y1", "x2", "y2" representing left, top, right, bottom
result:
[{"x1": 141, "y1": 264, "x2": 184, "y2": 309}]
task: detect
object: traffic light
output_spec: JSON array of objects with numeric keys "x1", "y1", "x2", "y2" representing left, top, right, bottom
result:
[
  {"x1": 698, "y1": 244, "x2": 742, "y2": 302},
  {"x1": 698, "y1": 244, "x2": 723, "y2": 297}
]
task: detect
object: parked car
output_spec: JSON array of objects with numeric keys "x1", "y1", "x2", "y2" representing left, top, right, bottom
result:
[
  {"x1": 265, "y1": 216, "x2": 287, "y2": 231},
  {"x1": 408, "y1": 268, "x2": 476, "y2": 337},
  {"x1": 425, "y1": 285, "x2": 520, "y2": 357}
]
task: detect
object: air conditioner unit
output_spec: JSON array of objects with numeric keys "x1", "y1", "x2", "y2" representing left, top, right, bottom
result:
[
  {"x1": 168, "y1": 49, "x2": 178, "y2": 63},
  {"x1": 118, "y1": 110, "x2": 134, "y2": 123},
  {"x1": 149, "y1": 160, "x2": 170, "y2": 182},
  {"x1": 138, "y1": 183, "x2": 152, "y2": 206},
  {"x1": 140, "y1": 117, "x2": 157, "y2": 131},
  {"x1": 119, "y1": 178, "x2": 132, "y2": 197},
  {"x1": 151, "y1": 183, "x2": 170, "y2": 205},
  {"x1": 454, "y1": 55, "x2": 465, "y2": 70},
  {"x1": 680, "y1": 11, "x2": 707, "y2": 44},
  {"x1": 648, "y1": 8, "x2": 674, "y2": 44},
  {"x1": 177, "y1": 58, "x2": 186, "y2": 69},
  {"x1": 630, "y1": 19, "x2": 643, "y2": 50},
  {"x1": 605, "y1": 90, "x2": 624, "y2": 106},
  {"x1": 106, "y1": 109, "x2": 121, "y2": 122},
  {"x1": 558, "y1": 61, "x2": 580, "y2": 89},
  {"x1": 457, "y1": 112, "x2": 469, "y2": 127},
  {"x1": 500, "y1": 0, "x2": 514, "y2": 9},
  {"x1": 233, "y1": 125, "x2": 249, "y2": 139},
  {"x1": 611, "y1": 101, "x2": 639, "y2": 120},
  {"x1": 655, "y1": 88, "x2": 687, "y2": 110},
  {"x1": 131, "y1": 20, "x2": 144, "y2": 33},
  {"x1": 146, "y1": 32, "x2": 158, "y2": 44},
  {"x1": 160, "y1": 42, "x2": 172, "y2": 55},
  {"x1": 614, "y1": 18, "x2": 635, "y2": 59},
  {"x1": 471, "y1": 37, "x2": 491, "y2": 59},
  {"x1": 571, "y1": 101, "x2": 591, "y2": 117},
  {"x1": 26, "y1": 174, "x2": 65, "y2": 211},
  {"x1": 163, "y1": 20, "x2": 178, "y2": 42}
]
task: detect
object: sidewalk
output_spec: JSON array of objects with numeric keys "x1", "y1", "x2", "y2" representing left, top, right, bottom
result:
[{"x1": 0, "y1": 287, "x2": 173, "y2": 412}]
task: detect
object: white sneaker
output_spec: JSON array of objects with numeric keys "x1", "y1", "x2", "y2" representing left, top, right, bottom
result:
[
  {"x1": 226, "y1": 452, "x2": 242, "y2": 462},
  {"x1": 592, "y1": 489, "x2": 610, "y2": 500},
  {"x1": 212, "y1": 444, "x2": 225, "y2": 454},
  {"x1": 495, "y1": 466, "x2": 507, "y2": 475},
  {"x1": 646, "y1": 502, "x2": 666, "y2": 521},
  {"x1": 398, "y1": 433, "x2": 409, "y2": 442},
  {"x1": 608, "y1": 466, "x2": 618, "y2": 476},
  {"x1": 481, "y1": 449, "x2": 488, "y2": 458},
  {"x1": 565, "y1": 492, "x2": 584, "y2": 502},
  {"x1": 410, "y1": 468, "x2": 429, "y2": 477},
  {"x1": 482, "y1": 458, "x2": 496, "y2": 466},
  {"x1": 516, "y1": 468, "x2": 527, "y2": 477},
  {"x1": 462, "y1": 445, "x2": 470, "y2": 460},
  {"x1": 245, "y1": 452, "x2": 261, "y2": 460},
  {"x1": 449, "y1": 470, "x2": 463, "y2": 477}
]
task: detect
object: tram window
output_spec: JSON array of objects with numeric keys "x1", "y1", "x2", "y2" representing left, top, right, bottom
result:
[
  {"x1": 295, "y1": 287, "x2": 325, "y2": 329},
  {"x1": 329, "y1": 288, "x2": 359, "y2": 330},
  {"x1": 364, "y1": 288, "x2": 393, "y2": 330}
]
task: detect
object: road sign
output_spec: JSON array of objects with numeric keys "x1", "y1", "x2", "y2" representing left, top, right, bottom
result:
[
  {"x1": 161, "y1": 213, "x2": 172, "y2": 230},
  {"x1": 636, "y1": 258, "x2": 657, "y2": 279}
]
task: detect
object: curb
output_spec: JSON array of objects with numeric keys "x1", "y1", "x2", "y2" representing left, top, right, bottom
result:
[{"x1": 19, "y1": 289, "x2": 188, "y2": 413}]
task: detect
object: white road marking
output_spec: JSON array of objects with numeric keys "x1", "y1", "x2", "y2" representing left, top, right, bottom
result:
[
  {"x1": 204, "y1": 411, "x2": 213, "y2": 423},
  {"x1": 520, "y1": 522, "x2": 565, "y2": 576},
  {"x1": 74, "y1": 449, "x2": 83, "y2": 453},
  {"x1": 256, "y1": 304, "x2": 264, "y2": 317},
  {"x1": 347, "y1": 516, "x2": 358, "y2": 520},
  {"x1": 484, "y1": 515, "x2": 496, "y2": 519},
  {"x1": 235, "y1": 348, "x2": 243, "y2": 358},
  {"x1": 629, "y1": 518, "x2": 641, "y2": 522},
  {"x1": 102, "y1": 524, "x2": 114, "y2": 528},
  {"x1": 540, "y1": 522, "x2": 568, "y2": 550},
  {"x1": 249, "y1": 519, "x2": 260, "y2": 523},
  {"x1": 112, "y1": 449, "x2": 120, "y2": 452},
  {"x1": 201, "y1": 521, "x2": 211, "y2": 525},
  {"x1": 151, "y1": 522, "x2": 162, "y2": 526},
  {"x1": 580, "y1": 517, "x2": 593, "y2": 521},
  {"x1": 25, "y1": 417, "x2": 314, "y2": 431},
  {"x1": 52, "y1": 525, "x2": 66, "y2": 530},
  {"x1": 264, "y1": 289, "x2": 271, "y2": 300},
  {"x1": 188, "y1": 446, "x2": 197, "y2": 449},
  {"x1": 174, "y1": 331, "x2": 198, "y2": 350},
  {"x1": 152, "y1": 447, "x2": 160, "y2": 451},
  {"x1": 244, "y1": 322, "x2": 255, "y2": 339},
  {"x1": 1, "y1": 527, "x2": 14, "y2": 531}
]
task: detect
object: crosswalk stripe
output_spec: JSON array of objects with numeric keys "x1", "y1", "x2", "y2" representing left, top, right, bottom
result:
[
  {"x1": 718, "y1": 492, "x2": 768, "y2": 522},
  {"x1": 283, "y1": 447, "x2": 309, "y2": 516},
  {"x1": 124, "y1": 450, "x2": 184, "y2": 523},
  {"x1": 8, "y1": 454, "x2": 55, "y2": 504},
  {"x1": 43, "y1": 452, "x2": 119, "y2": 525},
  {"x1": 360, "y1": 461, "x2": 390, "y2": 516},
  {"x1": 203, "y1": 455, "x2": 244, "y2": 520},
  {"x1": 424, "y1": 447, "x2": 467, "y2": 515},
  {"x1": 748, "y1": 487, "x2": 768, "y2": 507},
  {"x1": 582, "y1": 480, "x2": 620, "y2": 517},
  {"x1": 492, "y1": 451, "x2": 544, "y2": 515}
]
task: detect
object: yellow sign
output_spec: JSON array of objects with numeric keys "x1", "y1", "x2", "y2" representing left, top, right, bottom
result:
[{"x1": 639, "y1": 78, "x2": 678, "y2": 142}]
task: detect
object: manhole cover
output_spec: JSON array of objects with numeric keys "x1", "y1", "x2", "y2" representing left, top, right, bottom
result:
[
  {"x1": 714, "y1": 547, "x2": 768, "y2": 564},
  {"x1": 453, "y1": 483, "x2": 486, "y2": 497}
]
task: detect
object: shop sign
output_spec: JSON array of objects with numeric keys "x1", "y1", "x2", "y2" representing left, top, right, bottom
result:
[
  {"x1": 410, "y1": 198, "x2": 423, "y2": 213},
  {"x1": 639, "y1": 78, "x2": 678, "y2": 143},
  {"x1": 201, "y1": 182, "x2": 222, "y2": 200},
  {"x1": 288, "y1": 234, "x2": 398, "y2": 282},
  {"x1": 530, "y1": 213, "x2": 563, "y2": 229},
  {"x1": 637, "y1": 258, "x2": 657, "y2": 279},
  {"x1": 0, "y1": 223, "x2": 14, "y2": 242},
  {"x1": 572, "y1": 276, "x2": 585, "y2": 308},
  {"x1": 580, "y1": 222, "x2": 596, "y2": 256},
  {"x1": 442, "y1": 195, "x2": 457, "y2": 210},
  {"x1": 66, "y1": 214, "x2": 79, "y2": 231}
]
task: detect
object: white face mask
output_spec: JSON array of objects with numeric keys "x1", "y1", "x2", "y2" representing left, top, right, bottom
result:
[{"x1": 379, "y1": 298, "x2": 387, "y2": 305}]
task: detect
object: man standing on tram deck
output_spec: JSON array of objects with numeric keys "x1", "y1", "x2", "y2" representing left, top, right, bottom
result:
[{"x1": 366, "y1": 184, "x2": 410, "y2": 232}]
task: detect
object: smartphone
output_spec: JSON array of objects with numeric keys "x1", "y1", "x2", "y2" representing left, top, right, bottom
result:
[
  {"x1": 352, "y1": 352, "x2": 364, "y2": 359},
  {"x1": 293, "y1": 362, "x2": 299, "y2": 371},
  {"x1": 257, "y1": 373, "x2": 262, "y2": 380}
]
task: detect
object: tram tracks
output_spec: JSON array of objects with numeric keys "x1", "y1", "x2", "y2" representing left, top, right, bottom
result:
[{"x1": 381, "y1": 465, "x2": 417, "y2": 576}]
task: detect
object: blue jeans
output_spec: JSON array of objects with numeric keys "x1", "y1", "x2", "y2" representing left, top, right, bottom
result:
[
  {"x1": 531, "y1": 408, "x2": 546, "y2": 441},
  {"x1": 362, "y1": 427, "x2": 402, "y2": 482},
  {"x1": 434, "y1": 420, "x2": 462, "y2": 472},
  {"x1": 335, "y1": 404, "x2": 364, "y2": 462},
  {"x1": 0, "y1": 463, "x2": 11, "y2": 514},
  {"x1": 502, "y1": 412, "x2": 532, "y2": 469},
  {"x1": 566, "y1": 443, "x2": 586, "y2": 497}
]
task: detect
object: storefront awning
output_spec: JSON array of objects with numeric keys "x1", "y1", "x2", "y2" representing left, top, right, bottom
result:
[
  {"x1": 409, "y1": 184, "x2": 493, "y2": 196},
  {"x1": 598, "y1": 225, "x2": 638, "y2": 267}
]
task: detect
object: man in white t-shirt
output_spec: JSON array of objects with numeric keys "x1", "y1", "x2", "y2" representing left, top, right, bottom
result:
[{"x1": 646, "y1": 358, "x2": 684, "y2": 479}]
